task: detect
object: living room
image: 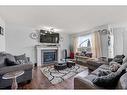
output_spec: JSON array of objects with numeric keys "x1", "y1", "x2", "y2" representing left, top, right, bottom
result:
[{"x1": 1, "y1": 4, "x2": 127, "y2": 92}]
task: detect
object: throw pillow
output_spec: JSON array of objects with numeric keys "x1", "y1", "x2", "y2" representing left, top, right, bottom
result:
[
  {"x1": 5, "y1": 58, "x2": 18, "y2": 66},
  {"x1": 97, "y1": 70, "x2": 111, "y2": 77},
  {"x1": 112, "y1": 55, "x2": 125, "y2": 64},
  {"x1": 109, "y1": 64, "x2": 121, "y2": 72},
  {"x1": 98, "y1": 57, "x2": 108, "y2": 62},
  {"x1": 14, "y1": 54, "x2": 28, "y2": 64},
  {"x1": 92, "y1": 70, "x2": 126, "y2": 89}
]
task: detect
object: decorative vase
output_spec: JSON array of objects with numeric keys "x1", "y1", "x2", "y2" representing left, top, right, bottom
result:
[{"x1": 70, "y1": 52, "x2": 74, "y2": 59}]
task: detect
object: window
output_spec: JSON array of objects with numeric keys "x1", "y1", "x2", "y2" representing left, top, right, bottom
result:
[{"x1": 77, "y1": 34, "x2": 92, "y2": 52}]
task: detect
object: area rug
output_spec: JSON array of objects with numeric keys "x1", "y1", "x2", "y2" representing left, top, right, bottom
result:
[{"x1": 40, "y1": 64, "x2": 88, "y2": 84}]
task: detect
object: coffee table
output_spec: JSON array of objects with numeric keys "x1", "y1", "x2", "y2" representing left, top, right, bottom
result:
[
  {"x1": 54, "y1": 63, "x2": 67, "y2": 70},
  {"x1": 2, "y1": 70, "x2": 24, "y2": 89}
]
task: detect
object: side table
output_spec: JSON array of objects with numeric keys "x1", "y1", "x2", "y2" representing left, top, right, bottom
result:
[{"x1": 2, "y1": 70, "x2": 24, "y2": 89}]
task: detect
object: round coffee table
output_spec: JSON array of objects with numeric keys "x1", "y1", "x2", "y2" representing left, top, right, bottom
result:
[
  {"x1": 54, "y1": 63, "x2": 67, "y2": 70},
  {"x1": 2, "y1": 70, "x2": 24, "y2": 89}
]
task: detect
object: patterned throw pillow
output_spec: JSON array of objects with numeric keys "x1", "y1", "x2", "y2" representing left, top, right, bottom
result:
[
  {"x1": 14, "y1": 54, "x2": 28, "y2": 64},
  {"x1": 112, "y1": 55, "x2": 125, "y2": 64},
  {"x1": 109, "y1": 64, "x2": 121, "y2": 72},
  {"x1": 16, "y1": 59, "x2": 26, "y2": 64}
]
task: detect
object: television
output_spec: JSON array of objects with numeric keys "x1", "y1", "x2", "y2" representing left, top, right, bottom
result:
[{"x1": 40, "y1": 30, "x2": 59, "y2": 43}]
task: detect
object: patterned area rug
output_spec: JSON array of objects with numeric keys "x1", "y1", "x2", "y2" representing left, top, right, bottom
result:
[{"x1": 40, "y1": 64, "x2": 88, "y2": 84}]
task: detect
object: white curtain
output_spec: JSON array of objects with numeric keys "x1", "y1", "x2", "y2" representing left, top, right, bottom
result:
[
  {"x1": 72, "y1": 37, "x2": 78, "y2": 54},
  {"x1": 91, "y1": 31, "x2": 102, "y2": 58}
]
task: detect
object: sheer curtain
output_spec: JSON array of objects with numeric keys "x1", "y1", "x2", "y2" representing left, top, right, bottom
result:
[
  {"x1": 91, "y1": 31, "x2": 102, "y2": 58},
  {"x1": 72, "y1": 37, "x2": 78, "y2": 54}
]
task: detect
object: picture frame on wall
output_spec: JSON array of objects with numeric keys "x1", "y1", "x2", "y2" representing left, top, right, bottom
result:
[{"x1": 0, "y1": 26, "x2": 4, "y2": 35}]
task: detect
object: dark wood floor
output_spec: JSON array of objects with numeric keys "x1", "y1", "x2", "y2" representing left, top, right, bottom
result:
[{"x1": 18, "y1": 66, "x2": 74, "y2": 89}]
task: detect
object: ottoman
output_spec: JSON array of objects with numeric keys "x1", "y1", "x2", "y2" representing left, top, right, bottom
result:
[{"x1": 67, "y1": 61, "x2": 75, "y2": 68}]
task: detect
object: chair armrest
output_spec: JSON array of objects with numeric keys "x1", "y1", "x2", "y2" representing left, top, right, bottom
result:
[
  {"x1": 0, "y1": 64, "x2": 33, "y2": 75},
  {"x1": 74, "y1": 76, "x2": 97, "y2": 89}
]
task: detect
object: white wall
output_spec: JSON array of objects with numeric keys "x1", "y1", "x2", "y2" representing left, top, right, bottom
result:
[
  {"x1": 123, "y1": 28, "x2": 127, "y2": 57},
  {"x1": 0, "y1": 17, "x2": 5, "y2": 52},
  {"x1": 59, "y1": 33, "x2": 70, "y2": 59},
  {"x1": 112, "y1": 28, "x2": 124, "y2": 56},
  {"x1": 6, "y1": 24, "x2": 70, "y2": 63}
]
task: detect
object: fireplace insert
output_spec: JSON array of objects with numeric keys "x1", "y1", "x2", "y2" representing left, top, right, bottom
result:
[{"x1": 42, "y1": 50, "x2": 58, "y2": 64}]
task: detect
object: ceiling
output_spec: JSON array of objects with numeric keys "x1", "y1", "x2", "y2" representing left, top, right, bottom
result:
[{"x1": 0, "y1": 6, "x2": 127, "y2": 34}]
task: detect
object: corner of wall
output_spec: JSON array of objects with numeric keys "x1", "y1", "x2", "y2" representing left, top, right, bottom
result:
[{"x1": 0, "y1": 16, "x2": 5, "y2": 52}]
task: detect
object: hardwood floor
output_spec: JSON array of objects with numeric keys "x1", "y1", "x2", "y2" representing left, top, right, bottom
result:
[{"x1": 18, "y1": 66, "x2": 74, "y2": 89}]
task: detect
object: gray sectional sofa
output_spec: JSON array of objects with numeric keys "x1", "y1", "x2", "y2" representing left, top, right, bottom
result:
[
  {"x1": 74, "y1": 60, "x2": 127, "y2": 89},
  {"x1": 76, "y1": 56, "x2": 109, "y2": 71},
  {"x1": 0, "y1": 52, "x2": 33, "y2": 88}
]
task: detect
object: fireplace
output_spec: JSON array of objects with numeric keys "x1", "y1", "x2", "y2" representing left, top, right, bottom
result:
[
  {"x1": 42, "y1": 50, "x2": 58, "y2": 64},
  {"x1": 36, "y1": 45, "x2": 61, "y2": 66}
]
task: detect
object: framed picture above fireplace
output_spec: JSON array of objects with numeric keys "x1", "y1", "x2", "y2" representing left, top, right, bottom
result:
[{"x1": 0, "y1": 26, "x2": 4, "y2": 36}]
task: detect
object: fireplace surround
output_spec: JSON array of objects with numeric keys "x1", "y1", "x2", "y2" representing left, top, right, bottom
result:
[{"x1": 36, "y1": 45, "x2": 61, "y2": 66}]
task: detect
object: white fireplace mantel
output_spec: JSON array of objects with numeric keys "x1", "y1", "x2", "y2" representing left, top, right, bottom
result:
[{"x1": 36, "y1": 45, "x2": 61, "y2": 66}]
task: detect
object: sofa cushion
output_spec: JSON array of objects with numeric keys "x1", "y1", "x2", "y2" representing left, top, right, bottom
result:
[
  {"x1": 85, "y1": 74, "x2": 98, "y2": 82},
  {"x1": 117, "y1": 62, "x2": 127, "y2": 72},
  {"x1": 99, "y1": 64, "x2": 111, "y2": 70},
  {"x1": 117, "y1": 72, "x2": 127, "y2": 89},
  {"x1": 0, "y1": 64, "x2": 33, "y2": 75},
  {"x1": 14, "y1": 54, "x2": 29, "y2": 64},
  {"x1": 98, "y1": 57, "x2": 108, "y2": 62},
  {"x1": 5, "y1": 53, "x2": 16, "y2": 62},
  {"x1": 5, "y1": 58, "x2": 18, "y2": 66},
  {"x1": 97, "y1": 70, "x2": 111, "y2": 77},
  {"x1": 92, "y1": 68, "x2": 111, "y2": 77},
  {"x1": 92, "y1": 70, "x2": 125, "y2": 89},
  {"x1": 87, "y1": 60, "x2": 107, "y2": 68},
  {"x1": 0, "y1": 55, "x2": 6, "y2": 68}
]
